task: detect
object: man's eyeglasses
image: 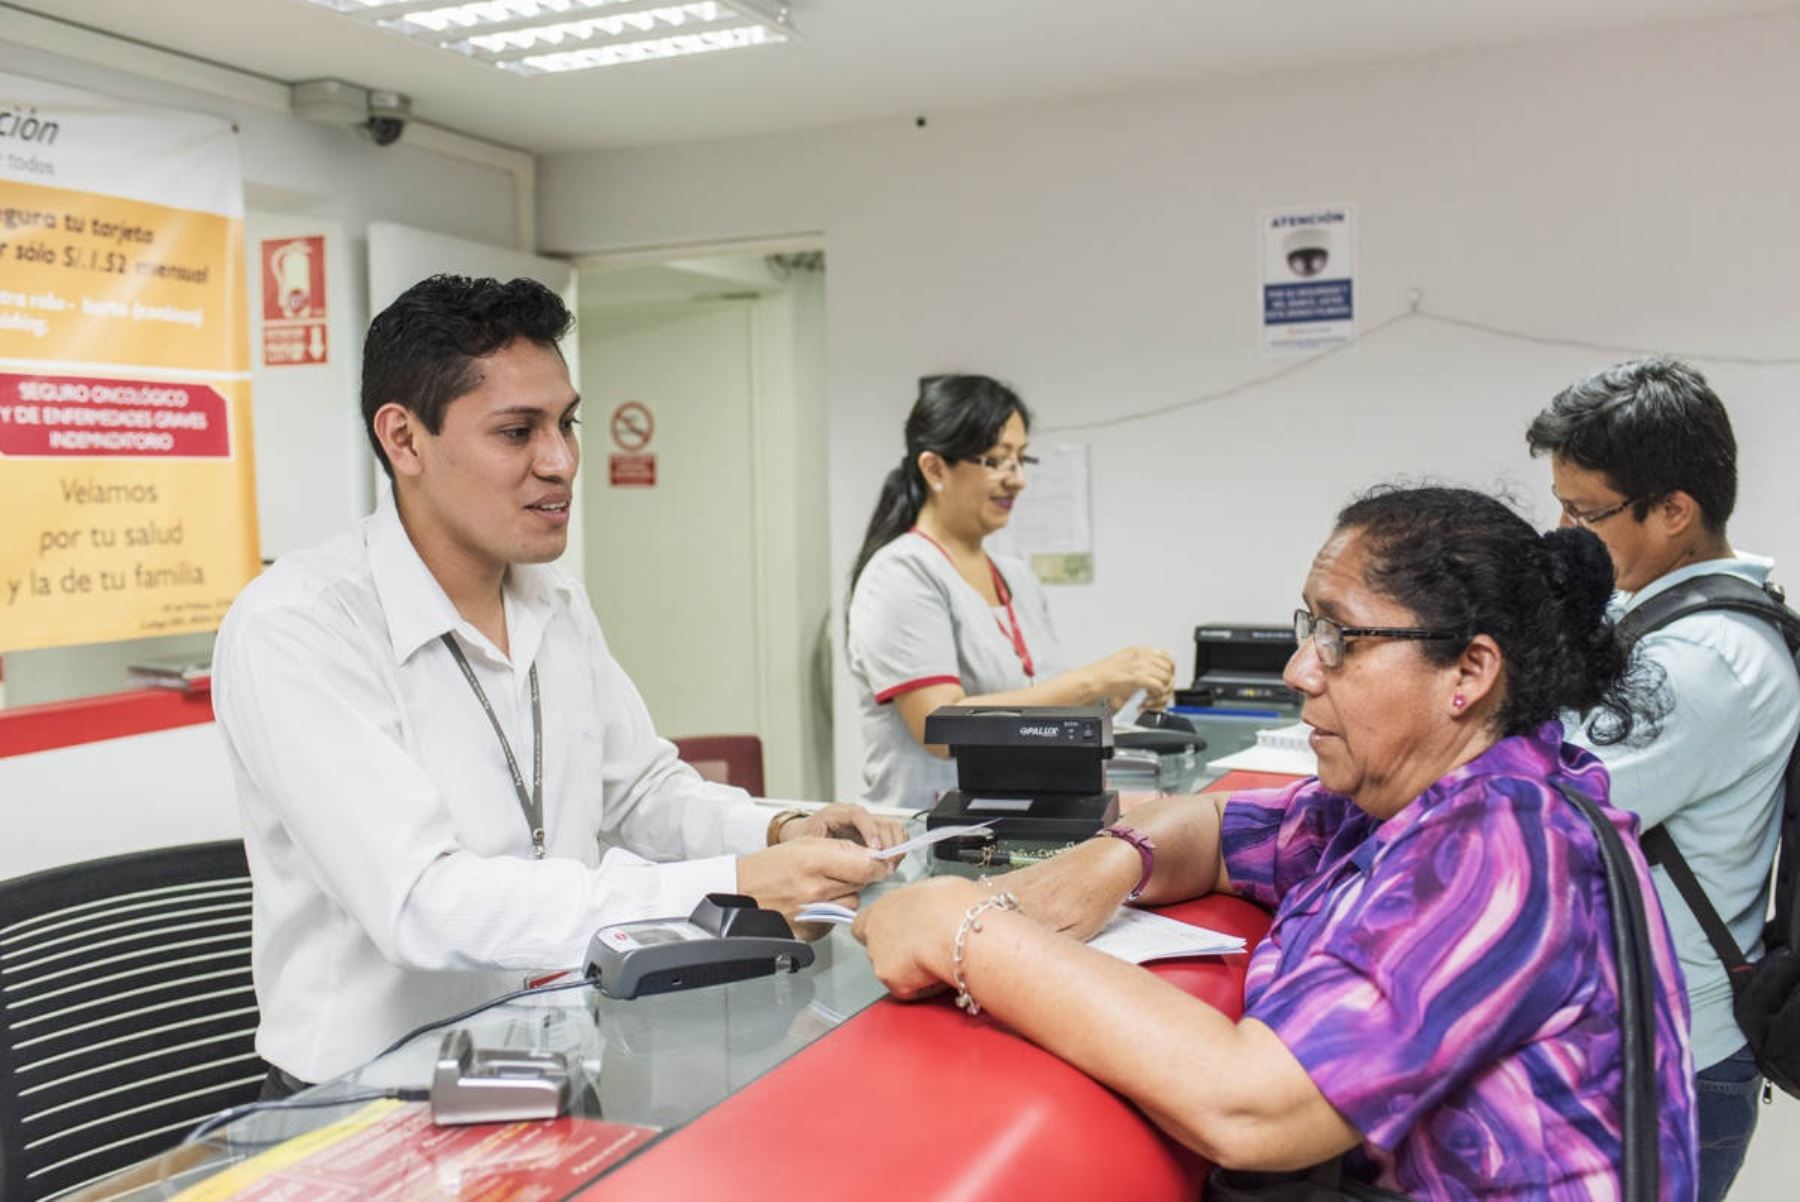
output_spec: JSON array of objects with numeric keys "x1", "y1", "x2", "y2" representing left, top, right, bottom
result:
[
  {"x1": 1554, "y1": 493, "x2": 1651, "y2": 527},
  {"x1": 1293, "y1": 609, "x2": 1460, "y2": 670},
  {"x1": 960, "y1": 453, "x2": 1039, "y2": 477}
]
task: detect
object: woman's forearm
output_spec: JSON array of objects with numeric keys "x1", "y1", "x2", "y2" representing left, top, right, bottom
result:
[
  {"x1": 944, "y1": 903, "x2": 1359, "y2": 1169},
  {"x1": 1124, "y1": 791, "x2": 1234, "y2": 903}
]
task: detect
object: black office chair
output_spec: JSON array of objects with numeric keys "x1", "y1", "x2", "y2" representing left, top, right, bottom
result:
[{"x1": 0, "y1": 841, "x2": 266, "y2": 1201}]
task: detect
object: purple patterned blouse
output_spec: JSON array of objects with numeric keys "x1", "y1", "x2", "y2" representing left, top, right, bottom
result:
[{"x1": 1221, "y1": 722, "x2": 1698, "y2": 1200}]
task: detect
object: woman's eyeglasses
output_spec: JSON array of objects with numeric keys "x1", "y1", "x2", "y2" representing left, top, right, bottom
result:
[
  {"x1": 960, "y1": 454, "x2": 1039, "y2": 477},
  {"x1": 1293, "y1": 609, "x2": 1459, "y2": 669}
]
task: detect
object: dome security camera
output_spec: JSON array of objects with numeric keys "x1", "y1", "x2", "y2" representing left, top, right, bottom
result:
[
  {"x1": 1283, "y1": 227, "x2": 1331, "y2": 278},
  {"x1": 364, "y1": 90, "x2": 411, "y2": 147}
]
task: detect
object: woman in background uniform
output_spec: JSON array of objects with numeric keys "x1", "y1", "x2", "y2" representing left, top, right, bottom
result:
[{"x1": 846, "y1": 375, "x2": 1175, "y2": 810}]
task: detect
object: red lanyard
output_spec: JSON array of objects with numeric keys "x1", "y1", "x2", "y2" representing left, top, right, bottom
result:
[{"x1": 910, "y1": 528, "x2": 1036, "y2": 681}]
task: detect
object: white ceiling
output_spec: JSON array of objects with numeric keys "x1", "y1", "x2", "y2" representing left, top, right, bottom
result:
[{"x1": 13, "y1": 0, "x2": 1794, "y2": 154}]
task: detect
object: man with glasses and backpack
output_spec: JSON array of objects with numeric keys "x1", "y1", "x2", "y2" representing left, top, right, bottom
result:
[{"x1": 1528, "y1": 358, "x2": 1800, "y2": 1202}]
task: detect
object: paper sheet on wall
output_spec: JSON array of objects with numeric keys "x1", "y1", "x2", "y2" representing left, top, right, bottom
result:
[{"x1": 992, "y1": 443, "x2": 1093, "y2": 585}]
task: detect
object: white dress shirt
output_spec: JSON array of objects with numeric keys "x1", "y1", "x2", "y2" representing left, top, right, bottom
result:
[{"x1": 212, "y1": 494, "x2": 770, "y2": 1082}]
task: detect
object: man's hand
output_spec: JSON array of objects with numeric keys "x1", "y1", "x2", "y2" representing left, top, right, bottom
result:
[
  {"x1": 736, "y1": 836, "x2": 894, "y2": 929},
  {"x1": 777, "y1": 802, "x2": 908, "y2": 852}
]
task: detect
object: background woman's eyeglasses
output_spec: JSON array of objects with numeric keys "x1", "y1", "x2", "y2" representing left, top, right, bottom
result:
[
  {"x1": 960, "y1": 454, "x2": 1039, "y2": 477},
  {"x1": 1293, "y1": 609, "x2": 1459, "y2": 669}
]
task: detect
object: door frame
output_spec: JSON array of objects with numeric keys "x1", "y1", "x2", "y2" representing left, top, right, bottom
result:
[{"x1": 573, "y1": 235, "x2": 830, "y2": 798}]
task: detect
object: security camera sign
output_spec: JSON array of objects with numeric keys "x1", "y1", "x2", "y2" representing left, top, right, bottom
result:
[{"x1": 1259, "y1": 203, "x2": 1355, "y2": 353}]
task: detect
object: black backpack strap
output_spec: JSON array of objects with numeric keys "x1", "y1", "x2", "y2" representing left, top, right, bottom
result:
[
  {"x1": 1619, "y1": 572, "x2": 1800, "y2": 962},
  {"x1": 1555, "y1": 783, "x2": 1661, "y2": 1202},
  {"x1": 1640, "y1": 826, "x2": 1752, "y2": 990},
  {"x1": 1616, "y1": 573, "x2": 1800, "y2": 652}
]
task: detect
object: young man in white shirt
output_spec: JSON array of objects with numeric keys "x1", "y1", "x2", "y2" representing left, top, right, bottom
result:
[
  {"x1": 1528, "y1": 357, "x2": 1799, "y2": 1202},
  {"x1": 214, "y1": 275, "x2": 902, "y2": 1092}
]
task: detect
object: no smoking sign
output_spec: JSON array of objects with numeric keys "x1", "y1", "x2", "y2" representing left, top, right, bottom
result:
[{"x1": 609, "y1": 401, "x2": 656, "y2": 487}]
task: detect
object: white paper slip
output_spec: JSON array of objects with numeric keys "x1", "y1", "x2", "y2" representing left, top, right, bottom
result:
[
  {"x1": 868, "y1": 821, "x2": 996, "y2": 861},
  {"x1": 1208, "y1": 722, "x2": 1318, "y2": 776},
  {"x1": 1086, "y1": 907, "x2": 1246, "y2": 965},
  {"x1": 795, "y1": 901, "x2": 858, "y2": 926}
]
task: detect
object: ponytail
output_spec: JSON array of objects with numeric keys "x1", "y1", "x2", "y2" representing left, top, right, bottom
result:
[
  {"x1": 1539, "y1": 526, "x2": 1657, "y2": 745},
  {"x1": 849, "y1": 458, "x2": 928, "y2": 594}
]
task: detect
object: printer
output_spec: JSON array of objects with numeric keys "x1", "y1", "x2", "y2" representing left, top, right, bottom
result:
[
  {"x1": 924, "y1": 704, "x2": 1118, "y2": 845},
  {"x1": 1174, "y1": 622, "x2": 1301, "y2": 707}
]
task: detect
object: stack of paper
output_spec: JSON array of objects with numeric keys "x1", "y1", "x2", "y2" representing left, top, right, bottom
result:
[
  {"x1": 1086, "y1": 907, "x2": 1246, "y2": 964},
  {"x1": 1207, "y1": 721, "x2": 1317, "y2": 776}
]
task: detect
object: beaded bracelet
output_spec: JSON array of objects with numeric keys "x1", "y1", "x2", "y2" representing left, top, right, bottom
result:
[
  {"x1": 952, "y1": 890, "x2": 1020, "y2": 1015},
  {"x1": 1097, "y1": 824, "x2": 1157, "y2": 902}
]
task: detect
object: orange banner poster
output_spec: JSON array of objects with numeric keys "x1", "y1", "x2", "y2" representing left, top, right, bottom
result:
[{"x1": 0, "y1": 71, "x2": 258, "y2": 652}]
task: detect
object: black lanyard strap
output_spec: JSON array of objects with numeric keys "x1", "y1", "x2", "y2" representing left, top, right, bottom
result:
[{"x1": 440, "y1": 633, "x2": 545, "y2": 858}]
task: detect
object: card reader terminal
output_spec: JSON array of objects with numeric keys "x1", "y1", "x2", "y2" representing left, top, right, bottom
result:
[{"x1": 584, "y1": 893, "x2": 815, "y2": 1000}]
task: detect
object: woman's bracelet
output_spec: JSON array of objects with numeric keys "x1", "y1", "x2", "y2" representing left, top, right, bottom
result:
[
  {"x1": 1096, "y1": 824, "x2": 1157, "y2": 902},
  {"x1": 952, "y1": 889, "x2": 1020, "y2": 1015}
]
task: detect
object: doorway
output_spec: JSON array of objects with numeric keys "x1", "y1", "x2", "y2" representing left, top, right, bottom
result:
[{"x1": 576, "y1": 249, "x2": 830, "y2": 800}]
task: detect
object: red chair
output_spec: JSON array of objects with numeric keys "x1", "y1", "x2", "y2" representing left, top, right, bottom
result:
[{"x1": 671, "y1": 735, "x2": 765, "y2": 796}]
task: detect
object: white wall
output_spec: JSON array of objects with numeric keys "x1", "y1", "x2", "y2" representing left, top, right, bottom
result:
[
  {"x1": 538, "y1": 11, "x2": 1800, "y2": 804},
  {"x1": 0, "y1": 39, "x2": 524, "y2": 876}
]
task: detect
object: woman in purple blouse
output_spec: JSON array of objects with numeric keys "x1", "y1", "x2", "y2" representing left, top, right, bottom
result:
[{"x1": 856, "y1": 486, "x2": 1699, "y2": 1200}]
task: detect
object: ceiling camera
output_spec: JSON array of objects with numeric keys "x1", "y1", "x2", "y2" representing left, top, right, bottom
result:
[{"x1": 365, "y1": 90, "x2": 411, "y2": 147}]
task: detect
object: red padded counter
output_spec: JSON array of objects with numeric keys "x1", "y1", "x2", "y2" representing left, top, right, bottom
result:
[{"x1": 580, "y1": 894, "x2": 1273, "y2": 1202}]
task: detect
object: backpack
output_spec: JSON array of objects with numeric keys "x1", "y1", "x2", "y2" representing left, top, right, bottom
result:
[{"x1": 1617, "y1": 573, "x2": 1800, "y2": 1097}]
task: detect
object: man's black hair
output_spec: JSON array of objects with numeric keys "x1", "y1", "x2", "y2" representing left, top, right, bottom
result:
[
  {"x1": 1525, "y1": 357, "x2": 1737, "y2": 532},
  {"x1": 361, "y1": 274, "x2": 573, "y2": 478}
]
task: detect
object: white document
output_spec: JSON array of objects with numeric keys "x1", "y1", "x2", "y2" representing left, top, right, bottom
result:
[
  {"x1": 1208, "y1": 722, "x2": 1318, "y2": 775},
  {"x1": 869, "y1": 821, "x2": 996, "y2": 861},
  {"x1": 795, "y1": 901, "x2": 857, "y2": 926},
  {"x1": 1086, "y1": 907, "x2": 1246, "y2": 965}
]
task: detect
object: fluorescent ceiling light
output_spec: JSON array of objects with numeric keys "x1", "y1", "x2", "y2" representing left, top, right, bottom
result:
[{"x1": 299, "y1": 0, "x2": 795, "y2": 74}]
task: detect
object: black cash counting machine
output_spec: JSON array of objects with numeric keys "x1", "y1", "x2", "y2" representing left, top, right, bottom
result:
[
  {"x1": 1174, "y1": 622, "x2": 1301, "y2": 707},
  {"x1": 923, "y1": 704, "x2": 1118, "y2": 855}
]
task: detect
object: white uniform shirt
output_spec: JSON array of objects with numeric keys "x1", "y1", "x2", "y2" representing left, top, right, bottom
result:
[
  {"x1": 212, "y1": 495, "x2": 769, "y2": 1082},
  {"x1": 845, "y1": 531, "x2": 1063, "y2": 810}
]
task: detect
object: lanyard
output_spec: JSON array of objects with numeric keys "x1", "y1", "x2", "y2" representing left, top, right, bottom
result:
[
  {"x1": 909, "y1": 528, "x2": 1036, "y2": 682},
  {"x1": 440, "y1": 633, "x2": 545, "y2": 859},
  {"x1": 986, "y1": 559, "x2": 1036, "y2": 680}
]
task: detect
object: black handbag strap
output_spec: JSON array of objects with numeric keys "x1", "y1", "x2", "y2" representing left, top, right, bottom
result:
[{"x1": 1556, "y1": 783, "x2": 1661, "y2": 1202}]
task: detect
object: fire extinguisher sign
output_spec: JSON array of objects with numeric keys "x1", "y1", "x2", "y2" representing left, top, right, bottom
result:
[{"x1": 260, "y1": 235, "x2": 329, "y2": 366}]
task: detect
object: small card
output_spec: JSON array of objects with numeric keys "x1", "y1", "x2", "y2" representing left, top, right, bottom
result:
[
  {"x1": 795, "y1": 901, "x2": 857, "y2": 925},
  {"x1": 868, "y1": 821, "x2": 996, "y2": 861}
]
